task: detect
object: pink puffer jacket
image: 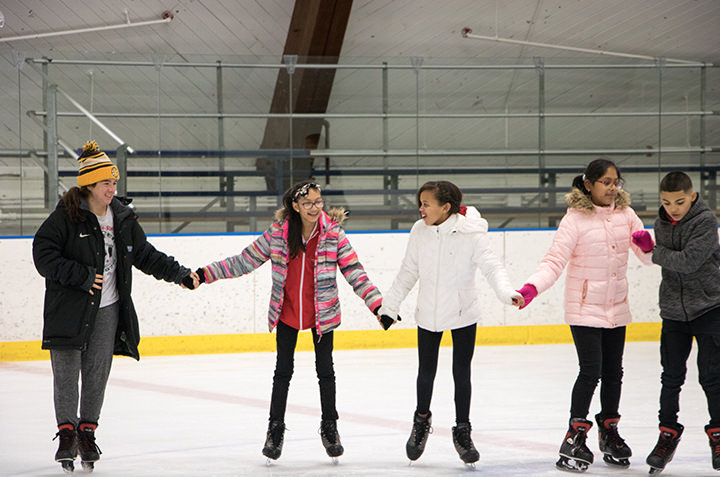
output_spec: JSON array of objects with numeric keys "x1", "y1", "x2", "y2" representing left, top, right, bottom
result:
[{"x1": 526, "y1": 189, "x2": 653, "y2": 328}]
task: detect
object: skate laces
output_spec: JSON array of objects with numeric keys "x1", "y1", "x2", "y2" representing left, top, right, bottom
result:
[
  {"x1": 604, "y1": 425, "x2": 626, "y2": 449},
  {"x1": 268, "y1": 421, "x2": 285, "y2": 446},
  {"x1": 654, "y1": 431, "x2": 677, "y2": 457},
  {"x1": 454, "y1": 425, "x2": 474, "y2": 449},
  {"x1": 320, "y1": 420, "x2": 339, "y2": 444},
  {"x1": 411, "y1": 418, "x2": 432, "y2": 445},
  {"x1": 78, "y1": 429, "x2": 102, "y2": 455},
  {"x1": 53, "y1": 428, "x2": 76, "y2": 445}
]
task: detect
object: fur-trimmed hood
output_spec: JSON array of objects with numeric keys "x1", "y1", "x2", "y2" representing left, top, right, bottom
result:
[
  {"x1": 274, "y1": 207, "x2": 348, "y2": 227},
  {"x1": 565, "y1": 188, "x2": 631, "y2": 212}
]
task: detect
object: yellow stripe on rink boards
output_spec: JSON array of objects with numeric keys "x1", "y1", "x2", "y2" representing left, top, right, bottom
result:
[{"x1": 0, "y1": 322, "x2": 662, "y2": 362}]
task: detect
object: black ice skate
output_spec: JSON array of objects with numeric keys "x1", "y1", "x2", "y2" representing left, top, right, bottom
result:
[
  {"x1": 556, "y1": 418, "x2": 594, "y2": 473},
  {"x1": 595, "y1": 414, "x2": 631, "y2": 468},
  {"x1": 319, "y1": 419, "x2": 344, "y2": 462},
  {"x1": 53, "y1": 425, "x2": 78, "y2": 474},
  {"x1": 77, "y1": 423, "x2": 101, "y2": 472},
  {"x1": 704, "y1": 425, "x2": 720, "y2": 471},
  {"x1": 406, "y1": 411, "x2": 432, "y2": 461},
  {"x1": 262, "y1": 419, "x2": 286, "y2": 461},
  {"x1": 452, "y1": 422, "x2": 480, "y2": 465},
  {"x1": 646, "y1": 423, "x2": 683, "y2": 474}
]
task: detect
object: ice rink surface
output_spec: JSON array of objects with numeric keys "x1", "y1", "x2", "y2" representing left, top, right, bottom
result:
[{"x1": 2, "y1": 341, "x2": 718, "y2": 476}]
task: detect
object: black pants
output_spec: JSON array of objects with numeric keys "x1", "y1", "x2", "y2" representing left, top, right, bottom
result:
[
  {"x1": 659, "y1": 309, "x2": 720, "y2": 427},
  {"x1": 416, "y1": 323, "x2": 476, "y2": 424},
  {"x1": 569, "y1": 325, "x2": 626, "y2": 420},
  {"x1": 269, "y1": 320, "x2": 338, "y2": 422}
]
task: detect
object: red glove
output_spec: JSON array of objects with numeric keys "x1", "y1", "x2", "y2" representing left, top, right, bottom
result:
[
  {"x1": 516, "y1": 284, "x2": 538, "y2": 310},
  {"x1": 631, "y1": 230, "x2": 655, "y2": 253}
]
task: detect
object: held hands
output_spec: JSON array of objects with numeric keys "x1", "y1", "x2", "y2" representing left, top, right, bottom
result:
[
  {"x1": 88, "y1": 274, "x2": 103, "y2": 295},
  {"x1": 181, "y1": 271, "x2": 201, "y2": 290},
  {"x1": 515, "y1": 284, "x2": 538, "y2": 310},
  {"x1": 511, "y1": 294, "x2": 525, "y2": 308},
  {"x1": 631, "y1": 230, "x2": 655, "y2": 253},
  {"x1": 379, "y1": 314, "x2": 401, "y2": 330},
  {"x1": 374, "y1": 306, "x2": 401, "y2": 330}
]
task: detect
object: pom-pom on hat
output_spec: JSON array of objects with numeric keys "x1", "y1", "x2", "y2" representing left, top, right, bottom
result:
[{"x1": 77, "y1": 141, "x2": 120, "y2": 187}]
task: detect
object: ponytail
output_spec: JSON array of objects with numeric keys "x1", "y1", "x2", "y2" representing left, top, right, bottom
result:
[{"x1": 60, "y1": 186, "x2": 90, "y2": 223}]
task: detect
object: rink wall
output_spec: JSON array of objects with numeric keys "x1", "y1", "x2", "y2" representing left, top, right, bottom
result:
[{"x1": 0, "y1": 229, "x2": 663, "y2": 361}]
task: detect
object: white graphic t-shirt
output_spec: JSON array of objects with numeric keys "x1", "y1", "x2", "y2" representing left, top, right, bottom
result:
[{"x1": 96, "y1": 207, "x2": 119, "y2": 307}]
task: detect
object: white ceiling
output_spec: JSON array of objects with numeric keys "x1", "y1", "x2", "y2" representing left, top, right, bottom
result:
[{"x1": 0, "y1": 0, "x2": 718, "y2": 162}]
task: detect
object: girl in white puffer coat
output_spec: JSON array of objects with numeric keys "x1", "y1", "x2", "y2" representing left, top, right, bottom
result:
[{"x1": 379, "y1": 180, "x2": 523, "y2": 465}]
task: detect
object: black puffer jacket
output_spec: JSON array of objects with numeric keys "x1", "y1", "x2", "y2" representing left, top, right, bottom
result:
[
  {"x1": 652, "y1": 195, "x2": 720, "y2": 322},
  {"x1": 33, "y1": 196, "x2": 190, "y2": 359}
]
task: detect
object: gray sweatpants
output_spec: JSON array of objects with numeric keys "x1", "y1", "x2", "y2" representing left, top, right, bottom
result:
[{"x1": 50, "y1": 302, "x2": 119, "y2": 427}]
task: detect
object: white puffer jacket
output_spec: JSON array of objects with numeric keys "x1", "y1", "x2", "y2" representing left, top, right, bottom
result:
[{"x1": 379, "y1": 206, "x2": 519, "y2": 332}]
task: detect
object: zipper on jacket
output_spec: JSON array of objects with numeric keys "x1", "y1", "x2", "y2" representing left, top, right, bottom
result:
[
  {"x1": 672, "y1": 226, "x2": 690, "y2": 321},
  {"x1": 434, "y1": 227, "x2": 441, "y2": 330},
  {"x1": 299, "y1": 250, "x2": 306, "y2": 329}
]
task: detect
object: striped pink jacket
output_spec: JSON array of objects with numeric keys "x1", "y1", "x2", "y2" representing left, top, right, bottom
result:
[{"x1": 201, "y1": 208, "x2": 382, "y2": 336}]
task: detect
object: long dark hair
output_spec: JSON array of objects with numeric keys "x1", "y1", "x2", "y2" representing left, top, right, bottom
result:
[
  {"x1": 571, "y1": 158, "x2": 622, "y2": 195},
  {"x1": 282, "y1": 180, "x2": 322, "y2": 259},
  {"x1": 417, "y1": 181, "x2": 463, "y2": 215},
  {"x1": 60, "y1": 186, "x2": 91, "y2": 223}
]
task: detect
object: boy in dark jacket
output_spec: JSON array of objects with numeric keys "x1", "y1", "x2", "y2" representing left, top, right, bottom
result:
[
  {"x1": 32, "y1": 141, "x2": 198, "y2": 473},
  {"x1": 633, "y1": 171, "x2": 720, "y2": 473}
]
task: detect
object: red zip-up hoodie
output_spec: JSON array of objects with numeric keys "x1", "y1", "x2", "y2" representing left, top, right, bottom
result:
[{"x1": 279, "y1": 226, "x2": 319, "y2": 330}]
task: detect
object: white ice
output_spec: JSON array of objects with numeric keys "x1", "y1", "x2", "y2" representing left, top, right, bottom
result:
[{"x1": 1, "y1": 342, "x2": 717, "y2": 476}]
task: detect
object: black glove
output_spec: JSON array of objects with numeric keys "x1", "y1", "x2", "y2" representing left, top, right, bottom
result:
[
  {"x1": 181, "y1": 273, "x2": 196, "y2": 290},
  {"x1": 380, "y1": 314, "x2": 401, "y2": 330},
  {"x1": 196, "y1": 268, "x2": 206, "y2": 284}
]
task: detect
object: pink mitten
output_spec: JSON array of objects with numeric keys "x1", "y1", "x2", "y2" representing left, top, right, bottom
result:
[
  {"x1": 631, "y1": 230, "x2": 655, "y2": 253},
  {"x1": 516, "y1": 284, "x2": 538, "y2": 310}
]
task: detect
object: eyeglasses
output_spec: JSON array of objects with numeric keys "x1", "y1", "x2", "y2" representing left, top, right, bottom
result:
[
  {"x1": 595, "y1": 178, "x2": 624, "y2": 189},
  {"x1": 298, "y1": 199, "x2": 324, "y2": 210}
]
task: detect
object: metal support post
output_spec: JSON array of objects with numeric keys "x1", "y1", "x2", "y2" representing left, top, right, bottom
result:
[
  {"x1": 534, "y1": 57, "x2": 547, "y2": 225},
  {"x1": 45, "y1": 84, "x2": 59, "y2": 208},
  {"x1": 382, "y1": 61, "x2": 391, "y2": 207},
  {"x1": 115, "y1": 145, "x2": 128, "y2": 196},
  {"x1": 284, "y1": 54, "x2": 297, "y2": 205}
]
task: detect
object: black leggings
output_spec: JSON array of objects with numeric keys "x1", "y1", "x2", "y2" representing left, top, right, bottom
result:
[
  {"x1": 416, "y1": 323, "x2": 476, "y2": 423},
  {"x1": 269, "y1": 320, "x2": 338, "y2": 422},
  {"x1": 569, "y1": 325, "x2": 626, "y2": 420}
]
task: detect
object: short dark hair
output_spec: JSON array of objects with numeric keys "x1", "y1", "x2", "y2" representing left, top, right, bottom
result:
[
  {"x1": 417, "y1": 181, "x2": 463, "y2": 215},
  {"x1": 571, "y1": 158, "x2": 622, "y2": 195},
  {"x1": 660, "y1": 171, "x2": 693, "y2": 193}
]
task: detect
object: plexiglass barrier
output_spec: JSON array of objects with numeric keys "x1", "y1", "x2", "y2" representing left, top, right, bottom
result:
[{"x1": 1, "y1": 54, "x2": 718, "y2": 235}]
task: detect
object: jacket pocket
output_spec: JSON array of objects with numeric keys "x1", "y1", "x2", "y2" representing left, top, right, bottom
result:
[{"x1": 581, "y1": 280, "x2": 588, "y2": 305}]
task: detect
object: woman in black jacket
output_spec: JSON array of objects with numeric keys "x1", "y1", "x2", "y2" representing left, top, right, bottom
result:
[{"x1": 32, "y1": 141, "x2": 198, "y2": 473}]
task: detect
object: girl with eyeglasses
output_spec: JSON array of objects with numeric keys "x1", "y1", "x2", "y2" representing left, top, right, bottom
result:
[
  {"x1": 515, "y1": 158, "x2": 653, "y2": 472},
  {"x1": 193, "y1": 180, "x2": 384, "y2": 462}
]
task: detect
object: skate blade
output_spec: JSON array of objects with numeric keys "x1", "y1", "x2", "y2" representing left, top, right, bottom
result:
[
  {"x1": 603, "y1": 454, "x2": 630, "y2": 467},
  {"x1": 556, "y1": 456, "x2": 589, "y2": 473},
  {"x1": 81, "y1": 461, "x2": 95, "y2": 472},
  {"x1": 649, "y1": 466, "x2": 664, "y2": 475},
  {"x1": 60, "y1": 460, "x2": 74, "y2": 474},
  {"x1": 331, "y1": 457, "x2": 339, "y2": 465}
]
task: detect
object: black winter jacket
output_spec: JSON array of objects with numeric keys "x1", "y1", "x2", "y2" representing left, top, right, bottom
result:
[
  {"x1": 32, "y1": 196, "x2": 190, "y2": 359},
  {"x1": 652, "y1": 195, "x2": 720, "y2": 322}
]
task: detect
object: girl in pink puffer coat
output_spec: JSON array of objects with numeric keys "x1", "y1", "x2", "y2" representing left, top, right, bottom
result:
[{"x1": 516, "y1": 159, "x2": 654, "y2": 472}]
